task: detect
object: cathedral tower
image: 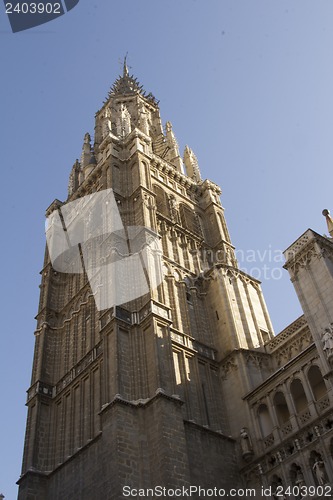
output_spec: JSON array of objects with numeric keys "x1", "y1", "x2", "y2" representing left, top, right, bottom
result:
[{"x1": 18, "y1": 64, "x2": 274, "y2": 499}]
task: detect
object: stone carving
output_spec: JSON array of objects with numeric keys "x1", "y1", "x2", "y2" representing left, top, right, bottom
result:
[
  {"x1": 272, "y1": 478, "x2": 287, "y2": 500},
  {"x1": 220, "y1": 357, "x2": 238, "y2": 380},
  {"x1": 322, "y1": 208, "x2": 333, "y2": 238},
  {"x1": 102, "y1": 108, "x2": 112, "y2": 138},
  {"x1": 240, "y1": 427, "x2": 254, "y2": 461},
  {"x1": 295, "y1": 468, "x2": 306, "y2": 488},
  {"x1": 321, "y1": 324, "x2": 333, "y2": 358},
  {"x1": 313, "y1": 457, "x2": 329, "y2": 485},
  {"x1": 138, "y1": 102, "x2": 150, "y2": 135},
  {"x1": 116, "y1": 103, "x2": 131, "y2": 138},
  {"x1": 168, "y1": 195, "x2": 178, "y2": 222},
  {"x1": 244, "y1": 352, "x2": 269, "y2": 370}
]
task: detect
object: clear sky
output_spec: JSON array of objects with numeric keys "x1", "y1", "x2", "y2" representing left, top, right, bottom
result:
[{"x1": 1, "y1": 1, "x2": 333, "y2": 497}]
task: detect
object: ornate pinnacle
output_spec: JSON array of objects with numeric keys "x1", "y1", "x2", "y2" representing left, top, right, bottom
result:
[
  {"x1": 322, "y1": 209, "x2": 333, "y2": 237},
  {"x1": 104, "y1": 59, "x2": 159, "y2": 105}
]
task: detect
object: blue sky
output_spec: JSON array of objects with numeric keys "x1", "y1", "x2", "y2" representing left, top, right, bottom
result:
[{"x1": 1, "y1": 1, "x2": 333, "y2": 497}]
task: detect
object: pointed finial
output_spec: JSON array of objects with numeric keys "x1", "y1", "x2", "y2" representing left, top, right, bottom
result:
[
  {"x1": 323, "y1": 209, "x2": 333, "y2": 237},
  {"x1": 123, "y1": 53, "x2": 129, "y2": 77},
  {"x1": 183, "y1": 145, "x2": 201, "y2": 182}
]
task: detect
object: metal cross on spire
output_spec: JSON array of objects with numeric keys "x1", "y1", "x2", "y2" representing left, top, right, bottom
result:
[
  {"x1": 118, "y1": 53, "x2": 131, "y2": 77},
  {"x1": 123, "y1": 53, "x2": 129, "y2": 77}
]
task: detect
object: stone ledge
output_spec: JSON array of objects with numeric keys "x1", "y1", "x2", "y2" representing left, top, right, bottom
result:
[
  {"x1": 184, "y1": 419, "x2": 235, "y2": 442},
  {"x1": 99, "y1": 389, "x2": 184, "y2": 415}
]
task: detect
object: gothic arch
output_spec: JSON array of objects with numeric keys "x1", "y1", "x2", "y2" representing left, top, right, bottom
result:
[
  {"x1": 141, "y1": 160, "x2": 149, "y2": 187},
  {"x1": 258, "y1": 403, "x2": 273, "y2": 437},
  {"x1": 273, "y1": 391, "x2": 290, "y2": 425},
  {"x1": 307, "y1": 365, "x2": 327, "y2": 401},
  {"x1": 162, "y1": 262, "x2": 172, "y2": 276},
  {"x1": 196, "y1": 212, "x2": 205, "y2": 238},
  {"x1": 290, "y1": 378, "x2": 308, "y2": 413},
  {"x1": 83, "y1": 289, "x2": 91, "y2": 303},
  {"x1": 153, "y1": 184, "x2": 170, "y2": 218},
  {"x1": 217, "y1": 212, "x2": 226, "y2": 240},
  {"x1": 179, "y1": 203, "x2": 202, "y2": 236}
]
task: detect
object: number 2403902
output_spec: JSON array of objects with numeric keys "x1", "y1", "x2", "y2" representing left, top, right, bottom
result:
[{"x1": 5, "y1": 3, "x2": 62, "y2": 14}]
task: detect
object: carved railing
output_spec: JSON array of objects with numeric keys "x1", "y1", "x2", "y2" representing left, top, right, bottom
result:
[
  {"x1": 317, "y1": 395, "x2": 330, "y2": 414},
  {"x1": 297, "y1": 408, "x2": 312, "y2": 425},
  {"x1": 263, "y1": 433, "x2": 275, "y2": 449},
  {"x1": 280, "y1": 420, "x2": 293, "y2": 436}
]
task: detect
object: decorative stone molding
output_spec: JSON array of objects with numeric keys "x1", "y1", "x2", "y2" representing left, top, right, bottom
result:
[
  {"x1": 244, "y1": 351, "x2": 270, "y2": 370},
  {"x1": 284, "y1": 230, "x2": 312, "y2": 262},
  {"x1": 273, "y1": 329, "x2": 313, "y2": 366},
  {"x1": 266, "y1": 316, "x2": 307, "y2": 352},
  {"x1": 284, "y1": 229, "x2": 333, "y2": 276},
  {"x1": 220, "y1": 356, "x2": 238, "y2": 380}
]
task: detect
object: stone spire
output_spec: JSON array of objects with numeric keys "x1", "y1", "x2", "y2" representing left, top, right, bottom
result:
[
  {"x1": 105, "y1": 59, "x2": 158, "y2": 106},
  {"x1": 165, "y1": 121, "x2": 183, "y2": 171},
  {"x1": 323, "y1": 209, "x2": 333, "y2": 237},
  {"x1": 80, "y1": 132, "x2": 96, "y2": 179},
  {"x1": 68, "y1": 159, "x2": 81, "y2": 196},
  {"x1": 81, "y1": 132, "x2": 92, "y2": 168},
  {"x1": 183, "y1": 145, "x2": 201, "y2": 182}
]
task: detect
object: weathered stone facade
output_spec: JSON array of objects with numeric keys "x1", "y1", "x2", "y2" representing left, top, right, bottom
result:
[{"x1": 18, "y1": 66, "x2": 333, "y2": 499}]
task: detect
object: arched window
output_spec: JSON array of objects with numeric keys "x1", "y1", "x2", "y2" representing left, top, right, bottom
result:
[
  {"x1": 258, "y1": 404, "x2": 273, "y2": 437},
  {"x1": 217, "y1": 213, "x2": 226, "y2": 240},
  {"x1": 153, "y1": 185, "x2": 170, "y2": 217},
  {"x1": 141, "y1": 161, "x2": 149, "y2": 187},
  {"x1": 308, "y1": 366, "x2": 327, "y2": 401},
  {"x1": 179, "y1": 204, "x2": 202, "y2": 236},
  {"x1": 290, "y1": 379, "x2": 308, "y2": 413},
  {"x1": 273, "y1": 392, "x2": 290, "y2": 425}
]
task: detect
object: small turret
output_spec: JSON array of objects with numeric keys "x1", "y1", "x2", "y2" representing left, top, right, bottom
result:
[
  {"x1": 84, "y1": 153, "x2": 97, "y2": 179},
  {"x1": 81, "y1": 133, "x2": 92, "y2": 168},
  {"x1": 80, "y1": 133, "x2": 97, "y2": 179},
  {"x1": 68, "y1": 159, "x2": 81, "y2": 196}
]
